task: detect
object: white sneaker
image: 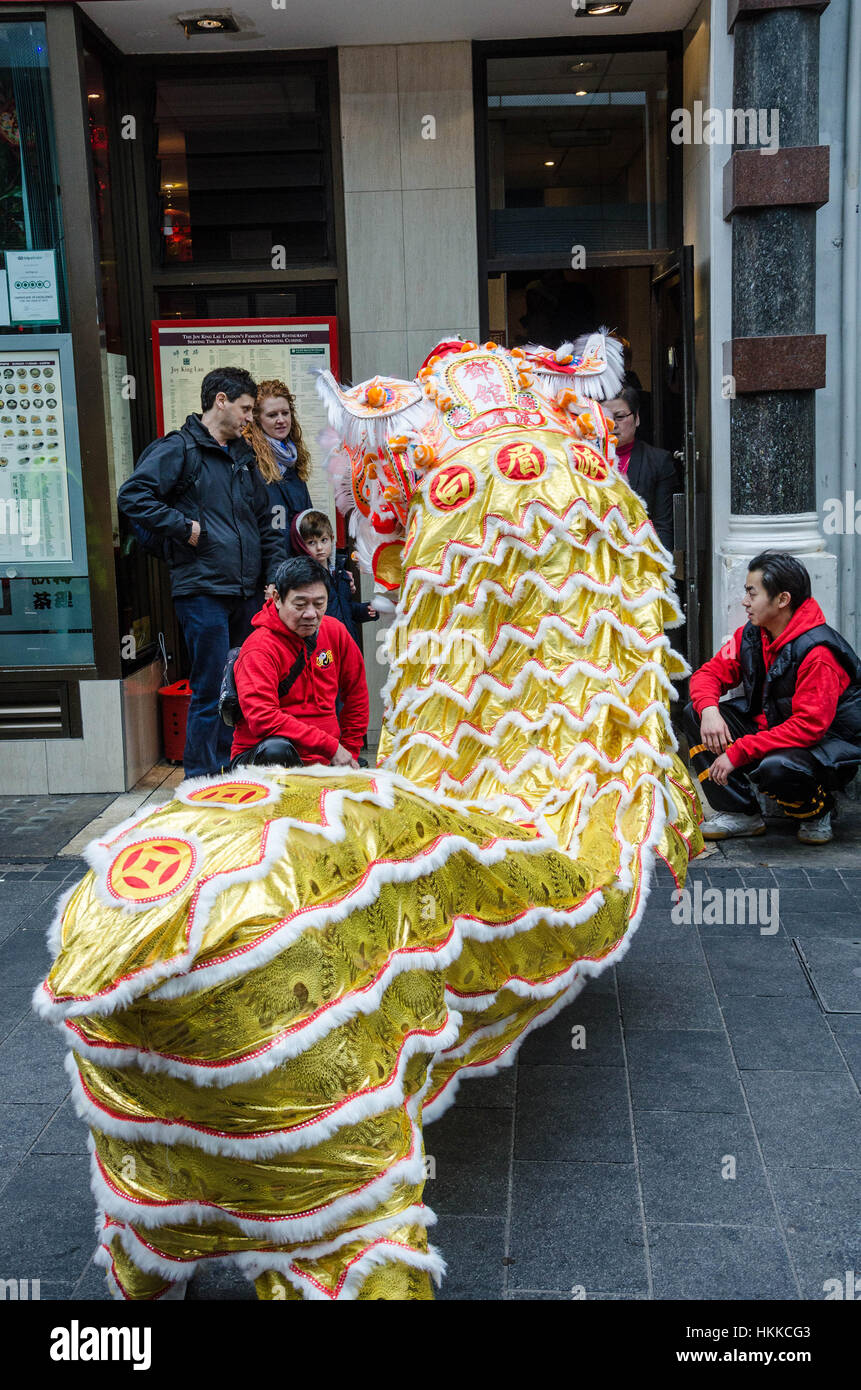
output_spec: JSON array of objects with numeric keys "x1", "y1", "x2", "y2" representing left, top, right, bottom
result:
[
  {"x1": 797, "y1": 811, "x2": 833, "y2": 845},
  {"x1": 702, "y1": 810, "x2": 766, "y2": 840}
]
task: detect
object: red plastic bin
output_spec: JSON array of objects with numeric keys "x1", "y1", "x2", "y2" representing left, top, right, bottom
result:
[{"x1": 159, "y1": 679, "x2": 192, "y2": 763}]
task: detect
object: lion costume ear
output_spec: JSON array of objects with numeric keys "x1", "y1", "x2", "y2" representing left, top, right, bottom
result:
[
  {"x1": 315, "y1": 370, "x2": 435, "y2": 452},
  {"x1": 568, "y1": 326, "x2": 626, "y2": 400}
]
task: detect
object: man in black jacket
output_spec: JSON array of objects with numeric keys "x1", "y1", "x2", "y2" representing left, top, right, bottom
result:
[
  {"x1": 118, "y1": 366, "x2": 282, "y2": 779},
  {"x1": 603, "y1": 387, "x2": 677, "y2": 553}
]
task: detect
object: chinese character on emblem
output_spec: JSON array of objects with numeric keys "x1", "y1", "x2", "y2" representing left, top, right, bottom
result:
[
  {"x1": 428, "y1": 464, "x2": 476, "y2": 511},
  {"x1": 569, "y1": 443, "x2": 608, "y2": 482},
  {"x1": 495, "y1": 442, "x2": 547, "y2": 482}
]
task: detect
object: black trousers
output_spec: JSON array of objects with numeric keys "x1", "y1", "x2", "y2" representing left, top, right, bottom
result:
[
  {"x1": 230, "y1": 736, "x2": 302, "y2": 770},
  {"x1": 682, "y1": 699, "x2": 837, "y2": 820}
]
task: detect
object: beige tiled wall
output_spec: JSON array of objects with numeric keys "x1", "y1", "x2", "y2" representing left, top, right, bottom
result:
[
  {"x1": 339, "y1": 41, "x2": 481, "y2": 739},
  {"x1": 340, "y1": 41, "x2": 480, "y2": 385}
]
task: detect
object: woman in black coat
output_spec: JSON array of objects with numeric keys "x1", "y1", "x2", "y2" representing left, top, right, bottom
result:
[{"x1": 245, "y1": 378, "x2": 313, "y2": 564}]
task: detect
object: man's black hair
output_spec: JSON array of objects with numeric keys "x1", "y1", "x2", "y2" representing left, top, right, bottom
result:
[
  {"x1": 200, "y1": 366, "x2": 258, "y2": 412},
  {"x1": 273, "y1": 555, "x2": 330, "y2": 601},
  {"x1": 747, "y1": 551, "x2": 811, "y2": 611}
]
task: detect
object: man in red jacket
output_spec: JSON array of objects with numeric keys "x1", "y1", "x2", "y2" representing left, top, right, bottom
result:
[
  {"x1": 682, "y1": 551, "x2": 861, "y2": 845},
  {"x1": 230, "y1": 556, "x2": 369, "y2": 769}
]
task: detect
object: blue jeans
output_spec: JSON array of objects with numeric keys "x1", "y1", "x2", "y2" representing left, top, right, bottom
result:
[{"x1": 173, "y1": 593, "x2": 260, "y2": 778}]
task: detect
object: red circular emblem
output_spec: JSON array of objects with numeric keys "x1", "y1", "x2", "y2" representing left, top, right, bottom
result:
[
  {"x1": 107, "y1": 837, "x2": 197, "y2": 904},
  {"x1": 495, "y1": 442, "x2": 547, "y2": 481},
  {"x1": 570, "y1": 443, "x2": 609, "y2": 482},
  {"x1": 186, "y1": 782, "x2": 270, "y2": 806},
  {"x1": 316, "y1": 649, "x2": 333, "y2": 668},
  {"x1": 428, "y1": 464, "x2": 476, "y2": 511}
]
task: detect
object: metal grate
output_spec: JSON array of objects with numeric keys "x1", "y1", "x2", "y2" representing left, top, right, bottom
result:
[{"x1": 0, "y1": 682, "x2": 81, "y2": 739}]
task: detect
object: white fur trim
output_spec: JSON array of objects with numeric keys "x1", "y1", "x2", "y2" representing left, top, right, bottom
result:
[
  {"x1": 64, "y1": 1008, "x2": 461, "y2": 1154},
  {"x1": 382, "y1": 655, "x2": 682, "y2": 734},
  {"x1": 173, "y1": 769, "x2": 281, "y2": 811},
  {"x1": 86, "y1": 828, "x2": 209, "y2": 916},
  {"x1": 148, "y1": 823, "x2": 564, "y2": 1005},
  {"x1": 389, "y1": 611, "x2": 674, "y2": 679},
  {"x1": 86, "y1": 1086, "x2": 434, "y2": 1245},
  {"x1": 315, "y1": 370, "x2": 435, "y2": 453},
  {"x1": 396, "y1": 567, "x2": 682, "y2": 627},
  {"x1": 385, "y1": 697, "x2": 678, "y2": 766},
  {"x1": 35, "y1": 773, "x2": 472, "y2": 1021},
  {"x1": 110, "y1": 1204, "x2": 441, "y2": 1302},
  {"x1": 423, "y1": 973, "x2": 588, "y2": 1123},
  {"x1": 60, "y1": 888, "x2": 607, "y2": 1087},
  {"x1": 402, "y1": 496, "x2": 673, "y2": 599},
  {"x1": 569, "y1": 327, "x2": 626, "y2": 400}
]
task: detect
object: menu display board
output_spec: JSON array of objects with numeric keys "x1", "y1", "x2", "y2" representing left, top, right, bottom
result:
[
  {"x1": 152, "y1": 318, "x2": 339, "y2": 514},
  {"x1": 0, "y1": 346, "x2": 72, "y2": 564}
]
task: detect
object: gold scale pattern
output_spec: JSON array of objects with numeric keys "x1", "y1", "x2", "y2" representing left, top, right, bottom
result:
[{"x1": 37, "y1": 345, "x2": 703, "y2": 1300}]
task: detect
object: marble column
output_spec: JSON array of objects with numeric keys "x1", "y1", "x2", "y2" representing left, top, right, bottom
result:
[{"x1": 719, "y1": 0, "x2": 834, "y2": 633}]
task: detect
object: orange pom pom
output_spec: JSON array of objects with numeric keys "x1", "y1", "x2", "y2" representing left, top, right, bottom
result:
[
  {"x1": 511, "y1": 348, "x2": 525, "y2": 360},
  {"x1": 483, "y1": 341, "x2": 497, "y2": 352},
  {"x1": 557, "y1": 388, "x2": 578, "y2": 411},
  {"x1": 413, "y1": 443, "x2": 436, "y2": 467},
  {"x1": 388, "y1": 434, "x2": 408, "y2": 452},
  {"x1": 366, "y1": 383, "x2": 387, "y2": 408},
  {"x1": 438, "y1": 395, "x2": 455, "y2": 411}
]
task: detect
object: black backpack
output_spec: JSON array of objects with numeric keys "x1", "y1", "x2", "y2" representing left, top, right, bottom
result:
[
  {"x1": 219, "y1": 632, "x2": 317, "y2": 728},
  {"x1": 126, "y1": 429, "x2": 201, "y2": 560}
]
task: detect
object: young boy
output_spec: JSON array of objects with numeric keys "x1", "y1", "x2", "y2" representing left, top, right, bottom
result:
[{"x1": 290, "y1": 509, "x2": 378, "y2": 644}]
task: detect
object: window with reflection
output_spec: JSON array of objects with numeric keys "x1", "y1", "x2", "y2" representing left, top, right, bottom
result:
[
  {"x1": 487, "y1": 51, "x2": 669, "y2": 260},
  {"x1": 0, "y1": 19, "x2": 93, "y2": 671},
  {"x1": 154, "y1": 67, "x2": 333, "y2": 269}
]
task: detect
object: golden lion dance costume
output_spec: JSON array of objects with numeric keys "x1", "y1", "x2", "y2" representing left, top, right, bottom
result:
[{"x1": 35, "y1": 335, "x2": 702, "y2": 1300}]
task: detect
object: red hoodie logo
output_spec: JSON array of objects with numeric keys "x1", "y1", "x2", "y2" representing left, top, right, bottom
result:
[{"x1": 316, "y1": 649, "x2": 333, "y2": 668}]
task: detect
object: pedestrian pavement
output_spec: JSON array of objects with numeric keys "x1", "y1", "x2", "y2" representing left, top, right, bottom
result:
[{"x1": 0, "y1": 770, "x2": 858, "y2": 1301}]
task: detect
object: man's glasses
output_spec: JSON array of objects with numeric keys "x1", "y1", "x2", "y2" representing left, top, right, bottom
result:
[{"x1": 607, "y1": 410, "x2": 633, "y2": 424}]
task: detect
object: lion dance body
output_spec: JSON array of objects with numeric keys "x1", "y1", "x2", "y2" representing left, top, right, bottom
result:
[{"x1": 35, "y1": 336, "x2": 702, "y2": 1300}]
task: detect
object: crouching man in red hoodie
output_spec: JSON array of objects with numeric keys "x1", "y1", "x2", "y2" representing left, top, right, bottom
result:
[
  {"x1": 230, "y1": 555, "x2": 369, "y2": 770},
  {"x1": 682, "y1": 551, "x2": 861, "y2": 845}
]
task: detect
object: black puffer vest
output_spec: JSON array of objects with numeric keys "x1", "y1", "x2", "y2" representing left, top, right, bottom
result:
[{"x1": 738, "y1": 620, "x2": 861, "y2": 769}]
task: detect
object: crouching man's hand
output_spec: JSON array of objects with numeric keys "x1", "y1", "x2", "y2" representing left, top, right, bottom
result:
[
  {"x1": 331, "y1": 742, "x2": 359, "y2": 768},
  {"x1": 709, "y1": 751, "x2": 735, "y2": 787},
  {"x1": 700, "y1": 705, "x2": 732, "y2": 754}
]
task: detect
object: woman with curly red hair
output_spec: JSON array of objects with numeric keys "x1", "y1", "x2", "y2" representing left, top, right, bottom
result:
[{"x1": 244, "y1": 378, "x2": 313, "y2": 565}]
